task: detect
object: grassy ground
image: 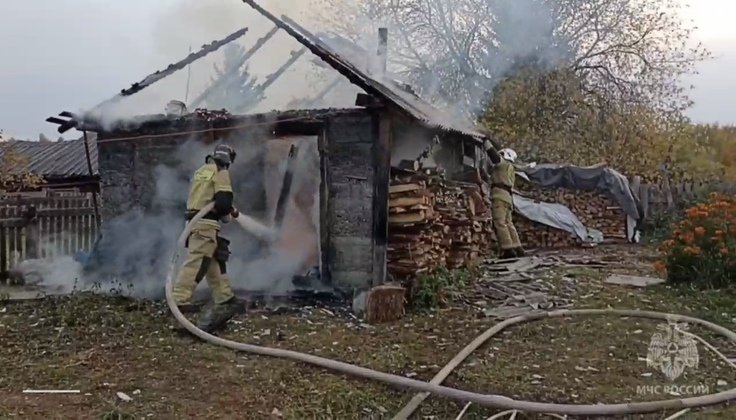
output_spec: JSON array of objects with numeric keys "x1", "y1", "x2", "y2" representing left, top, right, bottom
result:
[{"x1": 1, "y1": 245, "x2": 735, "y2": 419}]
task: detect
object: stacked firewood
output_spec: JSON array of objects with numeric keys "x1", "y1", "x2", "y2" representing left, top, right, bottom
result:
[
  {"x1": 515, "y1": 180, "x2": 628, "y2": 245},
  {"x1": 387, "y1": 180, "x2": 439, "y2": 277},
  {"x1": 434, "y1": 184, "x2": 494, "y2": 268},
  {"x1": 515, "y1": 220, "x2": 579, "y2": 248},
  {"x1": 387, "y1": 170, "x2": 495, "y2": 279}
]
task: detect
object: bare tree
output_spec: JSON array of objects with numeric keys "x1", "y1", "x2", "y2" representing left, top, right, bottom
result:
[{"x1": 310, "y1": 0, "x2": 708, "y2": 116}]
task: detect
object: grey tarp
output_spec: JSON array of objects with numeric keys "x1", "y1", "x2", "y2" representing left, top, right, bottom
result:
[
  {"x1": 513, "y1": 195, "x2": 603, "y2": 243},
  {"x1": 521, "y1": 164, "x2": 640, "y2": 220}
]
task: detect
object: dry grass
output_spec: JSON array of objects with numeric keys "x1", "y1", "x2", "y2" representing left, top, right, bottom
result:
[{"x1": 1, "y1": 246, "x2": 735, "y2": 419}]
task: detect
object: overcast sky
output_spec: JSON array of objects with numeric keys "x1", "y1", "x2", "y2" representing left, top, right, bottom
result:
[{"x1": 0, "y1": 0, "x2": 734, "y2": 140}]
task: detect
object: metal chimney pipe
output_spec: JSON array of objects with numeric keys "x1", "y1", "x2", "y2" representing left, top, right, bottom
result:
[{"x1": 377, "y1": 28, "x2": 388, "y2": 75}]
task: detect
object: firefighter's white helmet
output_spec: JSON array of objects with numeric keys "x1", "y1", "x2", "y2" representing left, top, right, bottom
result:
[{"x1": 499, "y1": 148, "x2": 517, "y2": 162}]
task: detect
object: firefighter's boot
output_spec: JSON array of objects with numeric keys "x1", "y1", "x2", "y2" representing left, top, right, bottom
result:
[{"x1": 197, "y1": 297, "x2": 245, "y2": 333}]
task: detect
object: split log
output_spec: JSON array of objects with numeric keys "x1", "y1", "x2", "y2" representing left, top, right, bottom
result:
[{"x1": 364, "y1": 284, "x2": 406, "y2": 324}]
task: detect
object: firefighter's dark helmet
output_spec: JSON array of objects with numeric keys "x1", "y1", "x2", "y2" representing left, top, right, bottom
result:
[{"x1": 212, "y1": 144, "x2": 236, "y2": 166}]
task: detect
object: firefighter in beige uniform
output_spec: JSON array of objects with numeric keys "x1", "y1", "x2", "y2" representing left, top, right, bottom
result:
[
  {"x1": 172, "y1": 144, "x2": 242, "y2": 332},
  {"x1": 482, "y1": 140, "x2": 524, "y2": 259}
]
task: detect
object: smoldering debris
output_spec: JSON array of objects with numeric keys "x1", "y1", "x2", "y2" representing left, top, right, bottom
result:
[{"x1": 15, "y1": 257, "x2": 83, "y2": 295}]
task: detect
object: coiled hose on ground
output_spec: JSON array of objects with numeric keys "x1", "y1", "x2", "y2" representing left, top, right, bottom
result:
[{"x1": 166, "y1": 203, "x2": 736, "y2": 417}]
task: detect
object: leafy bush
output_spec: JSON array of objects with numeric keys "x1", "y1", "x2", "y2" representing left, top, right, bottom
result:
[
  {"x1": 655, "y1": 193, "x2": 736, "y2": 288},
  {"x1": 410, "y1": 267, "x2": 473, "y2": 311},
  {"x1": 640, "y1": 187, "x2": 715, "y2": 243}
]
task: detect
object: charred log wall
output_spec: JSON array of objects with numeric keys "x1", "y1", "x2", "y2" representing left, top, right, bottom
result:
[
  {"x1": 96, "y1": 122, "x2": 271, "y2": 222},
  {"x1": 322, "y1": 112, "x2": 377, "y2": 289}
]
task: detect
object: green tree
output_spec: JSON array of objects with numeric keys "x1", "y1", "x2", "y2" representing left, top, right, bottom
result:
[
  {"x1": 203, "y1": 43, "x2": 263, "y2": 114},
  {"x1": 0, "y1": 144, "x2": 43, "y2": 192}
]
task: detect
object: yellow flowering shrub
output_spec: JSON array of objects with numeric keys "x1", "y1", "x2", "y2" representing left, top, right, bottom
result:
[{"x1": 655, "y1": 193, "x2": 736, "y2": 287}]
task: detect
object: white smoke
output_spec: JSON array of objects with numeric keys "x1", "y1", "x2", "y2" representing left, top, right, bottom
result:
[
  {"x1": 83, "y1": 0, "x2": 359, "y2": 132},
  {"x1": 18, "y1": 134, "x2": 321, "y2": 301},
  {"x1": 305, "y1": 0, "x2": 572, "y2": 121}
]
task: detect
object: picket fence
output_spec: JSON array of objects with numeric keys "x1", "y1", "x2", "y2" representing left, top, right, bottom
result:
[
  {"x1": 0, "y1": 192, "x2": 99, "y2": 284},
  {"x1": 630, "y1": 176, "x2": 736, "y2": 219}
]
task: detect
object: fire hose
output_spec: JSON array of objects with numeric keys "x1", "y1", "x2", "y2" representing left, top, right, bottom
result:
[{"x1": 166, "y1": 202, "x2": 736, "y2": 416}]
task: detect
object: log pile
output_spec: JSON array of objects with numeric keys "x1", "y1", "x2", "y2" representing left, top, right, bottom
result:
[
  {"x1": 386, "y1": 169, "x2": 629, "y2": 277},
  {"x1": 435, "y1": 184, "x2": 494, "y2": 268},
  {"x1": 515, "y1": 180, "x2": 628, "y2": 246},
  {"x1": 515, "y1": 220, "x2": 579, "y2": 248},
  {"x1": 387, "y1": 170, "x2": 495, "y2": 279}
]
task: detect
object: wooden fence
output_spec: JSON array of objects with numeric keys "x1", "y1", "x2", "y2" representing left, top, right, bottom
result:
[
  {"x1": 0, "y1": 193, "x2": 99, "y2": 283},
  {"x1": 629, "y1": 176, "x2": 736, "y2": 219}
]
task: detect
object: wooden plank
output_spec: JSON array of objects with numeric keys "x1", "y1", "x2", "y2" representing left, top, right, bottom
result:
[
  {"x1": 26, "y1": 218, "x2": 39, "y2": 259},
  {"x1": 11, "y1": 204, "x2": 22, "y2": 269},
  {"x1": 0, "y1": 207, "x2": 7, "y2": 283},
  {"x1": 640, "y1": 184, "x2": 650, "y2": 219},
  {"x1": 60, "y1": 198, "x2": 68, "y2": 255},
  {"x1": 662, "y1": 177, "x2": 674, "y2": 210},
  {"x1": 0, "y1": 218, "x2": 26, "y2": 228},
  {"x1": 318, "y1": 126, "x2": 332, "y2": 285},
  {"x1": 30, "y1": 207, "x2": 94, "y2": 219},
  {"x1": 40, "y1": 196, "x2": 48, "y2": 259},
  {"x1": 389, "y1": 183, "x2": 422, "y2": 194},
  {"x1": 372, "y1": 111, "x2": 391, "y2": 287},
  {"x1": 52, "y1": 197, "x2": 60, "y2": 259},
  {"x1": 389, "y1": 211, "x2": 426, "y2": 224},
  {"x1": 389, "y1": 196, "x2": 427, "y2": 208},
  {"x1": 0, "y1": 195, "x2": 87, "y2": 206}
]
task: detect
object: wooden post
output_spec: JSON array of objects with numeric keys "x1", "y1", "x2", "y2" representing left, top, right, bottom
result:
[
  {"x1": 82, "y1": 130, "x2": 101, "y2": 230},
  {"x1": 26, "y1": 216, "x2": 39, "y2": 259},
  {"x1": 640, "y1": 183, "x2": 650, "y2": 220},
  {"x1": 0, "y1": 207, "x2": 6, "y2": 283},
  {"x1": 372, "y1": 111, "x2": 391, "y2": 287},
  {"x1": 662, "y1": 175, "x2": 674, "y2": 210},
  {"x1": 627, "y1": 176, "x2": 642, "y2": 242},
  {"x1": 274, "y1": 144, "x2": 299, "y2": 228},
  {"x1": 318, "y1": 127, "x2": 332, "y2": 285}
]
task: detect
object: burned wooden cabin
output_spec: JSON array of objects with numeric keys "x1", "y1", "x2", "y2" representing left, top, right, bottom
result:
[{"x1": 46, "y1": 6, "x2": 490, "y2": 295}]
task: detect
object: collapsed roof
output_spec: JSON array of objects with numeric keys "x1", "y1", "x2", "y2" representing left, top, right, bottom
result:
[
  {"x1": 47, "y1": 0, "x2": 486, "y2": 142},
  {"x1": 241, "y1": 0, "x2": 485, "y2": 141}
]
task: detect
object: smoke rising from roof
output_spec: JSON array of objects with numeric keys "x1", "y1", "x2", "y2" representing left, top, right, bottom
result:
[
  {"x1": 306, "y1": 0, "x2": 572, "y2": 121},
  {"x1": 83, "y1": 0, "x2": 361, "y2": 129}
]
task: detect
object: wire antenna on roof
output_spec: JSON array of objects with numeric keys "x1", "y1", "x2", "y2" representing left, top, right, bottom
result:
[{"x1": 184, "y1": 45, "x2": 193, "y2": 104}]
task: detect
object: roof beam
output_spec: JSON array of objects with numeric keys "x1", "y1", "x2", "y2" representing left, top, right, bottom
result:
[
  {"x1": 255, "y1": 49, "x2": 307, "y2": 92},
  {"x1": 240, "y1": 0, "x2": 381, "y2": 97},
  {"x1": 287, "y1": 76, "x2": 342, "y2": 109},
  {"x1": 101, "y1": 27, "x2": 249, "y2": 102},
  {"x1": 240, "y1": 1, "x2": 420, "y2": 124},
  {"x1": 49, "y1": 27, "x2": 249, "y2": 133},
  {"x1": 190, "y1": 25, "x2": 280, "y2": 108},
  {"x1": 230, "y1": 48, "x2": 306, "y2": 114}
]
